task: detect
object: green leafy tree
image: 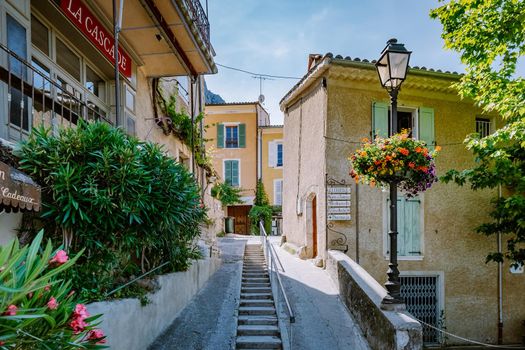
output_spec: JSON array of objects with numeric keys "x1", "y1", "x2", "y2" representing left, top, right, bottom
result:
[
  {"x1": 211, "y1": 182, "x2": 243, "y2": 207},
  {"x1": 431, "y1": 0, "x2": 525, "y2": 265},
  {"x1": 17, "y1": 122, "x2": 206, "y2": 301},
  {"x1": 250, "y1": 180, "x2": 272, "y2": 235}
]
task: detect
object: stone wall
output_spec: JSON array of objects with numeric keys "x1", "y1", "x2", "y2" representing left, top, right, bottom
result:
[
  {"x1": 327, "y1": 250, "x2": 422, "y2": 350},
  {"x1": 87, "y1": 256, "x2": 221, "y2": 350}
]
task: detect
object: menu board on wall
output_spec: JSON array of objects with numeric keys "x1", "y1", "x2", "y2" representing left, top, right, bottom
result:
[{"x1": 327, "y1": 185, "x2": 351, "y2": 221}]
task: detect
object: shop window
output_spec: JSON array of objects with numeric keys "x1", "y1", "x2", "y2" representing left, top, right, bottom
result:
[
  {"x1": 31, "y1": 16, "x2": 49, "y2": 56},
  {"x1": 85, "y1": 65, "x2": 105, "y2": 101},
  {"x1": 125, "y1": 88, "x2": 135, "y2": 112},
  {"x1": 56, "y1": 38, "x2": 80, "y2": 81},
  {"x1": 31, "y1": 59, "x2": 51, "y2": 114}
]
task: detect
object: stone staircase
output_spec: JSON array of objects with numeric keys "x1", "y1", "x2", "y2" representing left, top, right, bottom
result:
[{"x1": 236, "y1": 244, "x2": 282, "y2": 349}]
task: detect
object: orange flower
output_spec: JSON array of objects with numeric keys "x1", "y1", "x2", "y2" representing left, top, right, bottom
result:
[
  {"x1": 415, "y1": 146, "x2": 422, "y2": 153},
  {"x1": 418, "y1": 166, "x2": 429, "y2": 173},
  {"x1": 360, "y1": 151, "x2": 367, "y2": 157},
  {"x1": 361, "y1": 137, "x2": 370, "y2": 143},
  {"x1": 374, "y1": 160, "x2": 381, "y2": 166},
  {"x1": 435, "y1": 145, "x2": 442, "y2": 152},
  {"x1": 370, "y1": 180, "x2": 376, "y2": 188},
  {"x1": 399, "y1": 148, "x2": 409, "y2": 156},
  {"x1": 423, "y1": 148, "x2": 429, "y2": 156},
  {"x1": 385, "y1": 155, "x2": 392, "y2": 161},
  {"x1": 408, "y1": 162, "x2": 416, "y2": 169}
]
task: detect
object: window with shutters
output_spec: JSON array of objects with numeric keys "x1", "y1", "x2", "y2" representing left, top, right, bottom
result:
[
  {"x1": 372, "y1": 103, "x2": 435, "y2": 150},
  {"x1": 274, "y1": 179, "x2": 283, "y2": 205},
  {"x1": 384, "y1": 194, "x2": 423, "y2": 259},
  {"x1": 276, "y1": 143, "x2": 283, "y2": 167},
  {"x1": 225, "y1": 126, "x2": 238, "y2": 148},
  {"x1": 224, "y1": 160, "x2": 240, "y2": 187},
  {"x1": 476, "y1": 117, "x2": 492, "y2": 137},
  {"x1": 269, "y1": 140, "x2": 283, "y2": 168}
]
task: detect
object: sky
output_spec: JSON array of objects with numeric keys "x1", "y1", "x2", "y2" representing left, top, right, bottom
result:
[{"x1": 204, "y1": 0, "x2": 464, "y2": 125}]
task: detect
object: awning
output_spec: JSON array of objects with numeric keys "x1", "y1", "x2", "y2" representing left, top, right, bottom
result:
[{"x1": 0, "y1": 161, "x2": 41, "y2": 212}]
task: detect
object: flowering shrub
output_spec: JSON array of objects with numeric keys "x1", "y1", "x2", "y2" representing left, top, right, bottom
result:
[
  {"x1": 0, "y1": 231, "x2": 106, "y2": 348},
  {"x1": 349, "y1": 131, "x2": 440, "y2": 196}
]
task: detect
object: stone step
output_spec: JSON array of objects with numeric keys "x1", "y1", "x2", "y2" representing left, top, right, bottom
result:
[
  {"x1": 241, "y1": 293, "x2": 273, "y2": 300},
  {"x1": 243, "y1": 273, "x2": 269, "y2": 277},
  {"x1": 241, "y1": 287, "x2": 272, "y2": 293},
  {"x1": 240, "y1": 299, "x2": 275, "y2": 307},
  {"x1": 237, "y1": 325, "x2": 280, "y2": 337},
  {"x1": 242, "y1": 283, "x2": 271, "y2": 288},
  {"x1": 235, "y1": 335, "x2": 282, "y2": 349},
  {"x1": 242, "y1": 278, "x2": 270, "y2": 283},
  {"x1": 238, "y1": 306, "x2": 276, "y2": 316},
  {"x1": 238, "y1": 315, "x2": 278, "y2": 326}
]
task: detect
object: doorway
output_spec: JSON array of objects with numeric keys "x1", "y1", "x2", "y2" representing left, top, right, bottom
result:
[
  {"x1": 312, "y1": 196, "x2": 318, "y2": 257},
  {"x1": 227, "y1": 205, "x2": 251, "y2": 235},
  {"x1": 305, "y1": 194, "x2": 318, "y2": 258}
]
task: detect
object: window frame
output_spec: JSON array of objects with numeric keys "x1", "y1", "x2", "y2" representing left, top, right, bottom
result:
[
  {"x1": 382, "y1": 191, "x2": 425, "y2": 261},
  {"x1": 276, "y1": 142, "x2": 283, "y2": 167},
  {"x1": 223, "y1": 159, "x2": 241, "y2": 187},
  {"x1": 225, "y1": 125, "x2": 239, "y2": 148}
]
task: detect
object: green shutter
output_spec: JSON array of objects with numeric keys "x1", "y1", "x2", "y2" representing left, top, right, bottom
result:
[
  {"x1": 419, "y1": 107, "x2": 435, "y2": 150},
  {"x1": 217, "y1": 123, "x2": 224, "y2": 148},
  {"x1": 396, "y1": 198, "x2": 406, "y2": 256},
  {"x1": 231, "y1": 160, "x2": 239, "y2": 186},
  {"x1": 238, "y1": 124, "x2": 246, "y2": 148},
  {"x1": 373, "y1": 102, "x2": 389, "y2": 138},
  {"x1": 402, "y1": 198, "x2": 421, "y2": 256},
  {"x1": 224, "y1": 160, "x2": 232, "y2": 185}
]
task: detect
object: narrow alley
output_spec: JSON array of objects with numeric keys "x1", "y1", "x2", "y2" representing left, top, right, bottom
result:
[{"x1": 149, "y1": 236, "x2": 369, "y2": 350}]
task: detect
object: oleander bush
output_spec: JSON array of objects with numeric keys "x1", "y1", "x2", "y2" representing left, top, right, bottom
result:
[
  {"x1": 0, "y1": 231, "x2": 106, "y2": 348},
  {"x1": 16, "y1": 121, "x2": 206, "y2": 302}
]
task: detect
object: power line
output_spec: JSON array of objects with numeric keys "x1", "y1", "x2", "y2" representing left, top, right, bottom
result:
[{"x1": 216, "y1": 62, "x2": 302, "y2": 80}]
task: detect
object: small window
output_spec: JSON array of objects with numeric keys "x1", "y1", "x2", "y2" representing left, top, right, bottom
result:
[
  {"x1": 476, "y1": 117, "x2": 491, "y2": 138},
  {"x1": 85, "y1": 65, "x2": 105, "y2": 101},
  {"x1": 274, "y1": 179, "x2": 283, "y2": 205},
  {"x1": 125, "y1": 87, "x2": 135, "y2": 112},
  {"x1": 225, "y1": 126, "x2": 239, "y2": 148},
  {"x1": 56, "y1": 38, "x2": 80, "y2": 81},
  {"x1": 31, "y1": 16, "x2": 49, "y2": 56},
  {"x1": 277, "y1": 143, "x2": 283, "y2": 167},
  {"x1": 224, "y1": 160, "x2": 240, "y2": 187},
  {"x1": 126, "y1": 113, "x2": 136, "y2": 136}
]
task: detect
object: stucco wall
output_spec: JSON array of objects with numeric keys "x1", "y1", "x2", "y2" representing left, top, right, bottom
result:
[
  {"x1": 87, "y1": 257, "x2": 221, "y2": 350},
  {"x1": 261, "y1": 127, "x2": 283, "y2": 205},
  {"x1": 204, "y1": 105, "x2": 258, "y2": 201},
  {"x1": 283, "y1": 82, "x2": 327, "y2": 259},
  {"x1": 318, "y1": 67, "x2": 525, "y2": 343},
  {"x1": 0, "y1": 211, "x2": 21, "y2": 246}
]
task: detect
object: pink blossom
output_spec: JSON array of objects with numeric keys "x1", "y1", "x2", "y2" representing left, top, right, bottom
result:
[
  {"x1": 87, "y1": 329, "x2": 106, "y2": 344},
  {"x1": 44, "y1": 285, "x2": 51, "y2": 292},
  {"x1": 70, "y1": 318, "x2": 88, "y2": 334},
  {"x1": 4, "y1": 305, "x2": 17, "y2": 316},
  {"x1": 49, "y1": 250, "x2": 69, "y2": 265},
  {"x1": 74, "y1": 304, "x2": 90, "y2": 319},
  {"x1": 47, "y1": 297, "x2": 59, "y2": 310}
]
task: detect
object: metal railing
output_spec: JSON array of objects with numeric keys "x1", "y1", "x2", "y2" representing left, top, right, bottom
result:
[
  {"x1": 180, "y1": 0, "x2": 211, "y2": 49},
  {"x1": 0, "y1": 43, "x2": 112, "y2": 142},
  {"x1": 259, "y1": 221, "x2": 295, "y2": 349}
]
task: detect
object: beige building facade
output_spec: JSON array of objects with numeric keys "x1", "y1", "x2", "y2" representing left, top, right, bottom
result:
[
  {"x1": 280, "y1": 54, "x2": 524, "y2": 345},
  {"x1": 0, "y1": 0, "x2": 222, "y2": 243},
  {"x1": 260, "y1": 125, "x2": 283, "y2": 206}
]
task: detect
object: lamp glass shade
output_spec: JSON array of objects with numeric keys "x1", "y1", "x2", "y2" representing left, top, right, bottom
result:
[{"x1": 375, "y1": 39, "x2": 411, "y2": 90}]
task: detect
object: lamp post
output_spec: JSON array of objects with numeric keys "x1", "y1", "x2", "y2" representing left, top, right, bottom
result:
[{"x1": 375, "y1": 38, "x2": 411, "y2": 307}]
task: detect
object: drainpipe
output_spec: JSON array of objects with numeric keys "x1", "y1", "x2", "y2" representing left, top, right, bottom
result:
[
  {"x1": 256, "y1": 105, "x2": 261, "y2": 181},
  {"x1": 355, "y1": 183, "x2": 360, "y2": 264},
  {"x1": 113, "y1": 0, "x2": 125, "y2": 126},
  {"x1": 498, "y1": 184, "x2": 503, "y2": 344},
  {"x1": 190, "y1": 76, "x2": 196, "y2": 174}
]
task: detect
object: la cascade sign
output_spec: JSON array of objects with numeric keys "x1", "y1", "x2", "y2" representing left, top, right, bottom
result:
[{"x1": 59, "y1": 0, "x2": 132, "y2": 78}]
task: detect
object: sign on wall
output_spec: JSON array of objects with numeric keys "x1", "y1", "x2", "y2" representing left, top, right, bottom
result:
[
  {"x1": 0, "y1": 162, "x2": 41, "y2": 212},
  {"x1": 59, "y1": 0, "x2": 132, "y2": 78},
  {"x1": 327, "y1": 185, "x2": 351, "y2": 221}
]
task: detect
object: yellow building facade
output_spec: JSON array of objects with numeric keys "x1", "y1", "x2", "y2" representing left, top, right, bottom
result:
[{"x1": 260, "y1": 125, "x2": 284, "y2": 206}]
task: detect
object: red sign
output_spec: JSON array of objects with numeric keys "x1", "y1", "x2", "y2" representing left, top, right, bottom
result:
[{"x1": 59, "y1": 0, "x2": 132, "y2": 78}]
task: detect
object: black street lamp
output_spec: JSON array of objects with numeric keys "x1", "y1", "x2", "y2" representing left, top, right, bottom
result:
[{"x1": 375, "y1": 38, "x2": 411, "y2": 308}]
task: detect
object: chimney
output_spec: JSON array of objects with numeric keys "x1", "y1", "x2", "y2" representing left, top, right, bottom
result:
[{"x1": 307, "y1": 54, "x2": 322, "y2": 72}]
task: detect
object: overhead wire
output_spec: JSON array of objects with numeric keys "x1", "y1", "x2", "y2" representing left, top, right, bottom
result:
[{"x1": 216, "y1": 62, "x2": 301, "y2": 80}]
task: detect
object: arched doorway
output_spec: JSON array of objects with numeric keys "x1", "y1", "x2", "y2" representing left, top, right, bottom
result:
[{"x1": 305, "y1": 194, "x2": 318, "y2": 258}]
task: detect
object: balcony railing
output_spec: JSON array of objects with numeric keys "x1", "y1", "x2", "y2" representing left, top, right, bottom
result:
[
  {"x1": 0, "y1": 43, "x2": 112, "y2": 142},
  {"x1": 180, "y1": 0, "x2": 210, "y2": 50}
]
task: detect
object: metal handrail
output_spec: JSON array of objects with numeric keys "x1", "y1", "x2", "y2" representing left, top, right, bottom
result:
[{"x1": 259, "y1": 221, "x2": 295, "y2": 323}]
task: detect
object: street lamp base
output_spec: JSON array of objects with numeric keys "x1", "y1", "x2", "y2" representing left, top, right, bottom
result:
[{"x1": 380, "y1": 296, "x2": 406, "y2": 311}]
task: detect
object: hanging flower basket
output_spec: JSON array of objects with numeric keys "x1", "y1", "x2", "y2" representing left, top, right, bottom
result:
[{"x1": 349, "y1": 131, "x2": 440, "y2": 197}]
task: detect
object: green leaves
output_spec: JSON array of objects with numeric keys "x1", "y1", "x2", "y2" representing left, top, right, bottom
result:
[
  {"x1": 211, "y1": 182, "x2": 243, "y2": 206},
  {"x1": 16, "y1": 121, "x2": 206, "y2": 302}
]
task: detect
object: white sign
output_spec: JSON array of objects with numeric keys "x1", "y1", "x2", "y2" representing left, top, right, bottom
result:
[
  {"x1": 328, "y1": 214, "x2": 351, "y2": 221},
  {"x1": 328, "y1": 193, "x2": 351, "y2": 200},
  {"x1": 328, "y1": 207, "x2": 351, "y2": 214},
  {"x1": 328, "y1": 200, "x2": 351, "y2": 207},
  {"x1": 328, "y1": 186, "x2": 351, "y2": 194}
]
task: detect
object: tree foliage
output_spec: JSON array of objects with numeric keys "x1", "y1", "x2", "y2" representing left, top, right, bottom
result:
[
  {"x1": 211, "y1": 182, "x2": 243, "y2": 207},
  {"x1": 432, "y1": 0, "x2": 525, "y2": 266},
  {"x1": 16, "y1": 122, "x2": 206, "y2": 301},
  {"x1": 250, "y1": 180, "x2": 272, "y2": 235}
]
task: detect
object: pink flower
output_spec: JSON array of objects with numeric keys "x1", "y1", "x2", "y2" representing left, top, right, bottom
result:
[
  {"x1": 74, "y1": 304, "x2": 90, "y2": 319},
  {"x1": 47, "y1": 297, "x2": 59, "y2": 310},
  {"x1": 68, "y1": 290, "x2": 75, "y2": 297},
  {"x1": 49, "y1": 250, "x2": 68, "y2": 265},
  {"x1": 4, "y1": 305, "x2": 17, "y2": 316},
  {"x1": 44, "y1": 285, "x2": 51, "y2": 292},
  {"x1": 27, "y1": 292, "x2": 33, "y2": 299},
  {"x1": 70, "y1": 318, "x2": 88, "y2": 334},
  {"x1": 87, "y1": 329, "x2": 106, "y2": 344}
]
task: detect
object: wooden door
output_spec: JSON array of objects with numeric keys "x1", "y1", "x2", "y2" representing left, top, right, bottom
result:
[
  {"x1": 228, "y1": 205, "x2": 251, "y2": 235},
  {"x1": 312, "y1": 196, "x2": 318, "y2": 257}
]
